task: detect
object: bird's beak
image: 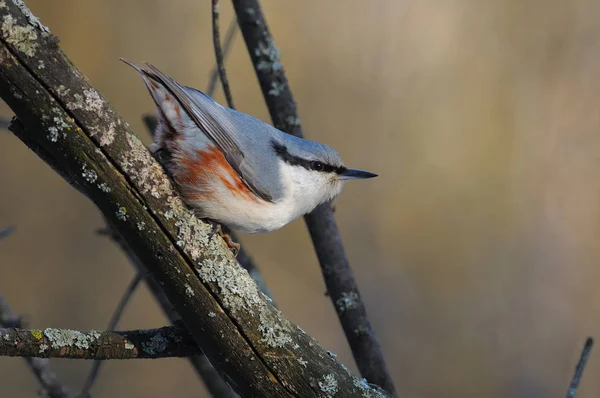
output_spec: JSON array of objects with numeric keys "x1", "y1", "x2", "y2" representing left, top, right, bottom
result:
[{"x1": 339, "y1": 168, "x2": 378, "y2": 180}]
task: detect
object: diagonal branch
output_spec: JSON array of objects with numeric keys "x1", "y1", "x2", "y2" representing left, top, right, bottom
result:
[
  {"x1": 566, "y1": 337, "x2": 594, "y2": 398},
  {"x1": 0, "y1": 2, "x2": 388, "y2": 397},
  {"x1": 0, "y1": 326, "x2": 199, "y2": 360},
  {"x1": 9, "y1": 117, "x2": 236, "y2": 398},
  {"x1": 232, "y1": 1, "x2": 396, "y2": 394}
]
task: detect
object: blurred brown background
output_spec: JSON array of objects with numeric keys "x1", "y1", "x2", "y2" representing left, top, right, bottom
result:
[{"x1": 1, "y1": 0, "x2": 600, "y2": 397}]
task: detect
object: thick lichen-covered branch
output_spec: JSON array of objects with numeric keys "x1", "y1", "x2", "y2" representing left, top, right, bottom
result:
[
  {"x1": 0, "y1": 2, "x2": 388, "y2": 397},
  {"x1": 0, "y1": 326, "x2": 199, "y2": 359},
  {"x1": 95, "y1": 218, "x2": 237, "y2": 398},
  {"x1": 232, "y1": 0, "x2": 396, "y2": 394}
]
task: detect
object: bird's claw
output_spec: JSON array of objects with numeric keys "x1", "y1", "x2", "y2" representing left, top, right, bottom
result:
[{"x1": 206, "y1": 220, "x2": 240, "y2": 257}]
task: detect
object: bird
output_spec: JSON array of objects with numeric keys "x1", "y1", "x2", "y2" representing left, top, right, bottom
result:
[{"x1": 121, "y1": 59, "x2": 377, "y2": 234}]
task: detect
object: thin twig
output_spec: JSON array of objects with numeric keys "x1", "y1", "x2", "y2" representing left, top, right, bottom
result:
[
  {"x1": 212, "y1": 0, "x2": 235, "y2": 108},
  {"x1": 207, "y1": 18, "x2": 238, "y2": 97},
  {"x1": 0, "y1": 297, "x2": 71, "y2": 398},
  {"x1": 232, "y1": 1, "x2": 396, "y2": 394},
  {"x1": 0, "y1": 325, "x2": 199, "y2": 359},
  {"x1": 566, "y1": 337, "x2": 594, "y2": 398},
  {"x1": 0, "y1": 225, "x2": 16, "y2": 239},
  {"x1": 78, "y1": 273, "x2": 143, "y2": 397}
]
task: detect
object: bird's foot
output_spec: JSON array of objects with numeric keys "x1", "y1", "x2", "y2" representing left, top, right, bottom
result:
[
  {"x1": 205, "y1": 220, "x2": 240, "y2": 257},
  {"x1": 221, "y1": 234, "x2": 241, "y2": 257}
]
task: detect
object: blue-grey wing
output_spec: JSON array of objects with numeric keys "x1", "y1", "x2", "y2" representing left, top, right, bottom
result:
[{"x1": 143, "y1": 63, "x2": 276, "y2": 203}]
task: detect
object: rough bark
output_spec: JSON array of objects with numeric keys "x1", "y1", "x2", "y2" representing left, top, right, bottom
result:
[
  {"x1": 0, "y1": 2, "x2": 389, "y2": 397},
  {"x1": 0, "y1": 326, "x2": 198, "y2": 359}
]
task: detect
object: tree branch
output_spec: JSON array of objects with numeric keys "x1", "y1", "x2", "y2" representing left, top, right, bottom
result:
[
  {"x1": 0, "y1": 297, "x2": 71, "y2": 398},
  {"x1": 0, "y1": 2, "x2": 388, "y2": 397},
  {"x1": 207, "y1": 17, "x2": 238, "y2": 98},
  {"x1": 95, "y1": 216, "x2": 238, "y2": 398},
  {"x1": 566, "y1": 337, "x2": 594, "y2": 398},
  {"x1": 232, "y1": 1, "x2": 396, "y2": 394},
  {"x1": 212, "y1": 0, "x2": 235, "y2": 108},
  {"x1": 0, "y1": 326, "x2": 198, "y2": 360}
]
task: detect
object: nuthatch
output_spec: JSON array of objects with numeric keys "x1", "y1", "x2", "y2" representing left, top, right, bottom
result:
[{"x1": 122, "y1": 59, "x2": 377, "y2": 234}]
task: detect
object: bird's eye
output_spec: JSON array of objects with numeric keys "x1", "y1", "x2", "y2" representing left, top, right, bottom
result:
[{"x1": 311, "y1": 161, "x2": 325, "y2": 171}]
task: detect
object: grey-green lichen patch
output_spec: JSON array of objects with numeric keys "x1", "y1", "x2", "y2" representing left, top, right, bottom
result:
[
  {"x1": 2, "y1": 14, "x2": 38, "y2": 57},
  {"x1": 38, "y1": 343, "x2": 48, "y2": 353},
  {"x1": 137, "y1": 221, "x2": 145, "y2": 231},
  {"x1": 98, "y1": 182, "x2": 112, "y2": 193},
  {"x1": 195, "y1": 253, "x2": 263, "y2": 311},
  {"x1": 297, "y1": 357, "x2": 307, "y2": 367},
  {"x1": 124, "y1": 342, "x2": 135, "y2": 350},
  {"x1": 141, "y1": 332, "x2": 167, "y2": 355},
  {"x1": 37, "y1": 59, "x2": 44, "y2": 69},
  {"x1": 258, "y1": 307, "x2": 292, "y2": 348},
  {"x1": 0, "y1": 2, "x2": 6, "y2": 9},
  {"x1": 56, "y1": 85, "x2": 70, "y2": 96},
  {"x1": 47, "y1": 126, "x2": 59, "y2": 142},
  {"x1": 318, "y1": 374, "x2": 338, "y2": 396},
  {"x1": 184, "y1": 283, "x2": 194, "y2": 297},
  {"x1": 2, "y1": 332, "x2": 10, "y2": 341},
  {"x1": 99, "y1": 121, "x2": 116, "y2": 146},
  {"x1": 268, "y1": 81, "x2": 285, "y2": 96},
  {"x1": 254, "y1": 38, "x2": 282, "y2": 73},
  {"x1": 285, "y1": 115, "x2": 301, "y2": 127},
  {"x1": 116, "y1": 205, "x2": 128, "y2": 221},
  {"x1": 67, "y1": 89, "x2": 104, "y2": 115},
  {"x1": 43, "y1": 328, "x2": 101, "y2": 349},
  {"x1": 352, "y1": 377, "x2": 388, "y2": 398},
  {"x1": 81, "y1": 164, "x2": 98, "y2": 184},
  {"x1": 11, "y1": 0, "x2": 49, "y2": 32},
  {"x1": 45, "y1": 109, "x2": 70, "y2": 142},
  {"x1": 121, "y1": 133, "x2": 171, "y2": 199},
  {"x1": 208, "y1": 312, "x2": 216, "y2": 318},
  {"x1": 336, "y1": 292, "x2": 359, "y2": 313}
]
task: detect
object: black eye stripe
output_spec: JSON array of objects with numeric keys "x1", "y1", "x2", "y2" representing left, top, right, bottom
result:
[{"x1": 272, "y1": 141, "x2": 346, "y2": 174}]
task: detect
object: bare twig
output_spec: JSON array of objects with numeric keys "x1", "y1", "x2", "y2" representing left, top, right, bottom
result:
[
  {"x1": 232, "y1": 1, "x2": 396, "y2": 394},
  {"x1": 0, "y1": 297, "x2": 71, "y2": 398},
  {"x1": 566, "y1": 337, "x2": 594, "y2": 398},
  {"x1": 0, "y1": 225, "x2": 16, "y2": 239},
  {"x1": 79, "y1": 272, "x2": 143, "y2": 397},
  {"x1": 207, "y1": 18, "x2": 238, "y2": 97},
  {"x1": 212, "y1": 0, "x2": 235, "y2": 108},
  {"x1": 0, "y1": 325, "x2": 199, "y2": 359}
]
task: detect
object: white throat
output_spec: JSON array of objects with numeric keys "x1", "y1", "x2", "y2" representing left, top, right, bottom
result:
[{"x1": 278, "y1": 161, "x2": 344, "y2": 217}]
